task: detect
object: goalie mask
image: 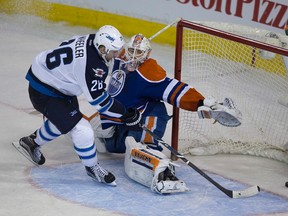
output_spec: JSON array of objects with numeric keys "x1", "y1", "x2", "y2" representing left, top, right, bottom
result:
[
  {"x1": 94, "y1": 25, "x2": 124, "y2": 65},
  {"x1": 124, "y1": 34, "x2": 152, "y2": 71}
]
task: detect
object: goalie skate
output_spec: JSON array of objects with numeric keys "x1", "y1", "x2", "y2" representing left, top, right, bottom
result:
[
  {"x1": 153, "y1": 167, "x2": 189, "y2": 194},
  {"x1": 153, "y1": 179, "x2": 189, "y2": 194}
]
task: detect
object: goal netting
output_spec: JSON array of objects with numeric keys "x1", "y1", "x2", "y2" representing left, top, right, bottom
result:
[{"x1": 171, "y1": 19, "x2": 288, "y2": 164}]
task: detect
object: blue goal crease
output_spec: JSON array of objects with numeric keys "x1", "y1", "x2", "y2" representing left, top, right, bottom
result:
[{"x1": 29, "y1": 160, "x2": 288, "y2": 216}]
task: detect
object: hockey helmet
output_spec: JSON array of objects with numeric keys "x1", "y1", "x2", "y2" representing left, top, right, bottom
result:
[{"x1": 94, "y1": 25, "x2": 124, "y2": 63}]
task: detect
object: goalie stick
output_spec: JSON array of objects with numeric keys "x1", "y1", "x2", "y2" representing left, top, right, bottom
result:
[
  {"x1": 141, "y1": 125, "x2": 260, "y2": 199},
  {"x1": 148, "y1": 17, "x2": 181, "y2": 41}
]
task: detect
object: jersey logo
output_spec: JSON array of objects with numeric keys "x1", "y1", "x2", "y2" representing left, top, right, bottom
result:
[
  {"x1": 69, "y1": 110, "x2": 78, "y2": 117},
  {"x1": 107, "y1": 70, "x2": 126, "y2": 97},
  {"x1": 105, "y1": 34, "x2": 115, "y2": 42},
  {"x1": 92, "y1": 68, "x2": 106, "y2": 78}
]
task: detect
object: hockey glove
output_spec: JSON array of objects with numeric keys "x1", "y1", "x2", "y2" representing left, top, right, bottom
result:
[
  {"x1": 197, "y1": 96, "x2": 242, "y2": 127},
  {"x1": 120, "y1": 108, "x2": 142, "y2": 131}
]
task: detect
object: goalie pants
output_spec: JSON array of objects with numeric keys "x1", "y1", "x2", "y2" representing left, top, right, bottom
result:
[{"x1": 105, "y1": 101, "x2": 171, "y2": 153}]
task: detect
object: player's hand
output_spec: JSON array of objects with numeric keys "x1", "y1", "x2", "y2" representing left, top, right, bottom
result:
[
  {"x1": 197, "y1": 96, "x2": 217, "y2": 119},
  {"x1": 120, "y1": 108, "x2": 142, "y2": 131}
]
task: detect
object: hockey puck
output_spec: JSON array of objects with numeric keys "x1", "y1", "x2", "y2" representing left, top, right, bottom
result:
[{"x1": 285, "y1": 182, "x2": 288, "y2": 188}]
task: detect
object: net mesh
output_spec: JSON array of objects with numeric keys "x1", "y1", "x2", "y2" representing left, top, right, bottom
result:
[{"x1": 175, "y1": 21, "x2": 288, "y2": 164}]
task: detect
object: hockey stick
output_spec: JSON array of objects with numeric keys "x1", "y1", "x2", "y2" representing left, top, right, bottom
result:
[
  {"x1": 148, "y1": 17, "x2": 181, "y2": 41},
  {"x1": 141, "y1": 125, "x2": 260, "y2": 198}
]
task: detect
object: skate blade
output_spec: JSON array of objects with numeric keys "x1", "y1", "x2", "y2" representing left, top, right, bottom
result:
[
  {"x1": 87, "y1": 173, "x2": 117, "y2": 186},
  {"x1": 96, "y1": 178, "x2": 117, "y2": 187},
  {"x1": 12, "y1": 141, "x2": 39, "y2": 166},
  {"x1": 105, "y1": 181, "x2": 117, "y2": 187}
]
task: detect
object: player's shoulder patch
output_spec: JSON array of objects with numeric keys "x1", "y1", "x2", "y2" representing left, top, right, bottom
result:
[{"x1": 138, "y1": 59, "x2": 166, "y2": 82}]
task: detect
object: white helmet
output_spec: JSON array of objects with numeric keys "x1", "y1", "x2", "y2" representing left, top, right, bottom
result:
[
  {"x1": 125, "y1": 34, "x2": 151, "y2": 70},
  {"x1": 94, "y1": 25, "x2": 124, "y2": 62}
]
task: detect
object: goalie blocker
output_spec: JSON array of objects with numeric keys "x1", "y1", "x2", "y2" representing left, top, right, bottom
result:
[{"x1": 124, "y1": 136, "x2": 189, "y2": 194}]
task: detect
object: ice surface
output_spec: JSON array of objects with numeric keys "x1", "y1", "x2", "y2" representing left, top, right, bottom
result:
[{"x1": 0, "y1": 13, "x2": 287, "y2": 216}]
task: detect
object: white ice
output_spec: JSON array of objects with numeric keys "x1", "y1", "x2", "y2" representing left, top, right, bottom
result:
[{"x1": 0, "y1": 13, "x2": 287, "y2": 216}]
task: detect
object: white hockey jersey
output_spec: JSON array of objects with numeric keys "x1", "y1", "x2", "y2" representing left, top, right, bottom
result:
[{"x1": 26, "y1": 34, "x2": 126, "y2": 118}]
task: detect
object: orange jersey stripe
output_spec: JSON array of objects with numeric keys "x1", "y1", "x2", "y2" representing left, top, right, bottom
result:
[
  {"x1": 143, "y1": 116, "x2": 156, "y2": 143},
  {"x1": 169, "y1": 82, "x2": 186, "y2": 105}
]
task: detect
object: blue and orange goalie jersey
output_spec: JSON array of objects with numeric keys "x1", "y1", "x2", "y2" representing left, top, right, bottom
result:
[{"x1": 106, "y1": 55, "x2": 205, "y2": 119}]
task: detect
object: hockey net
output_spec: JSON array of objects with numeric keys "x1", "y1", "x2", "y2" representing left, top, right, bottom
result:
[{"x1": 171, "y1": 19, "x2": 288, "y2": 164}]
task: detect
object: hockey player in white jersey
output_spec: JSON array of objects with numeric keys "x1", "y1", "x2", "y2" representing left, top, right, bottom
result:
[
  {"x1": 13, "y1": 25, "x2": 142, "y2": 186},
  {"x1": 91, "y1": 34, "x2": 241, "y2": 193}
]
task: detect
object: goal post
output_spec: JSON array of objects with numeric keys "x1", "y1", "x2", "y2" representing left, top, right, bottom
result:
[{"x1": 171, "y1": 19, "x2": 288, "y2": 163}]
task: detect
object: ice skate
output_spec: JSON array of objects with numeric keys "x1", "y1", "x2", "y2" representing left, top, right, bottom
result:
[
  {"x1": 154, "y1": 167, "x2": 189, "y2": 194},
  {"x1": 85, "y1": 164, "x2": 116, "y2": 186},
  {"x1": 13, "y1": 132, "x2": 45, "y2": 165}
]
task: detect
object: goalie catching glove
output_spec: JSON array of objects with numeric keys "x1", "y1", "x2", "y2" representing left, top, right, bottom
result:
[{"x1": 197, "y1": 96, "x2": 242, "y2": 127}]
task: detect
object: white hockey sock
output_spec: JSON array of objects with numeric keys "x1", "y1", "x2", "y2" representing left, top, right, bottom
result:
[
  {"x1": 71, "y1": 118, "x2": 97, "y2": 167},
  {"x1": 74, "y1": 143, "x2": 97, "y2": 167},
  {"x1": 34, "y1": 120, "x2": 61, "y2": 146}
]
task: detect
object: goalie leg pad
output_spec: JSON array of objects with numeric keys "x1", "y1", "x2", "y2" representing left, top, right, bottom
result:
[
  {"x1": 124, "y1": 136, "x2": 156, "y2": 187},
  {"x1": 91, "y1": 113, "x2": 115, "y2": 138},
  {"x1": 95, "y1": 137, "x2": 107, "y2": 153},
  {"x1": 124, "y1": 136, "x2": 189, "y2": 194},
  {"x1": 90, "y1": 113, "x2": 116, "y2": 153}
]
